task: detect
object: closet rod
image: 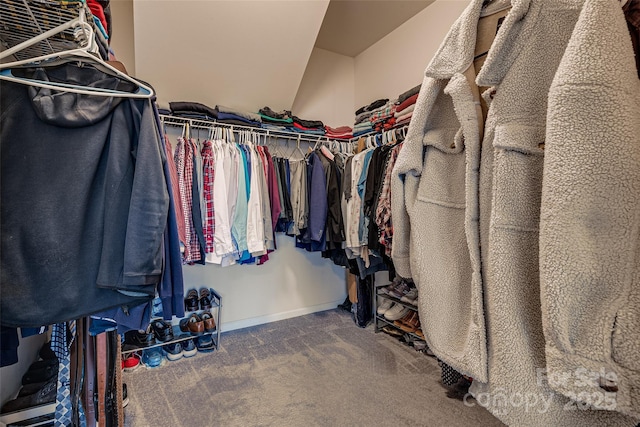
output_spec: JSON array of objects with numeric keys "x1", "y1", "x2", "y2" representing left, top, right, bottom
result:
[
  {"x1": 160, "y1": 114, "x2": 409, "y2": 144},
  {"x1": 159, "y1": 114, "x2": 353, "y2": 146}
]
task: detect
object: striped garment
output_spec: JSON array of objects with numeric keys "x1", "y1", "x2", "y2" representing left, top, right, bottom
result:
[{"x1": 201, "y1": 140, "x2": 215, "y2": 253}]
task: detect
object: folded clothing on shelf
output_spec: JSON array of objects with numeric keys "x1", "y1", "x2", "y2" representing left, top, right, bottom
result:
[
  {"x1": 395, "y1": 93, "x2": 418, "y2": 114},
  {"x1": 216, "y1": 112, "x2": 262, "y2": 128},
  {"x1": 395, "y1": 110, "x2": 413, "y2": 124},
  {"x1": 259, "y1": 106, "x2": 292, "y2": 120},
  {"x1": 215, "y1": 105, "x2": 262, "y2": 123},
  {"x1": 394, "y1": 103, "x2": 415, "y2": 119},
  {"x1": 355, "y1": 98, "x2": 389, "y2": 115},
  {"x1": 292, "y1": 116, "x2": 324, "y2": 129},
  {"x1": 397, "y1": 84, "x2": 421, "y2": 104},
  {"x1": 369, "y1": 103, "x2": 396, "y2": 125},
  {"x1": 169, "y1": 101, "x2": 217, "y2": 119}
]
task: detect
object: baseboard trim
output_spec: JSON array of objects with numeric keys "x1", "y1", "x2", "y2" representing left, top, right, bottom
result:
[{"x1": 220, "y1": 300, "x2": 345, "y2": 333}]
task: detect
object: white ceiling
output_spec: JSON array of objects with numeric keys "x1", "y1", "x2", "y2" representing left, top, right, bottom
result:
[{"x1": 314, "y1": 0, "x2": 435, "y2": 57}]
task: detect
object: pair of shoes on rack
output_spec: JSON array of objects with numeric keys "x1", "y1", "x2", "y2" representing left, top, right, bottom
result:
[
  {"x1": 381, "y1": 326, "x2": 404, "y2": 338},
  {"x1": 377, "y1": 298, "x2": 393, "y2": 315},
  {"x1": 384, "y1": 304, "x2": 411, "y2": 321},
  {"x1": 394, "y1": 312, "x2": 420, "y2": 333},
  {"x1": 141, "y1": 348, "x2": 164, "y2": 368},
  {"x1": 184, "y1": 288, "x2": 212, "y2": 312},
  {"x1": 388, "y1": 280, "x2": 417, "y2": 301},
  {"x1": 162, "y1": 339, "x2": 198, "y2": 361},
  {"x1": 122, "y1": 352, "x2": 142, "y2": 372},
  {"x1": 150, "y1": 319, "x2": 174, "y2": 342},
  {"x1": 400, "y1": 288, "x2": 418, "y2": 306},
  {"x1": 195, "y1": 335, "x2": 215, "y2": 352},
  {"x1": 123, "y1": 325, "x2": 156, "y2": 349},
  {"x1": 179, "y1": 312, "x2": 216, "y2": 336}
]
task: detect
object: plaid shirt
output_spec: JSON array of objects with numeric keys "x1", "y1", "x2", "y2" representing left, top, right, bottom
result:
[
  {"x1": 185, "y1": 139, "x2": 201, "y2": 262},
  {"x1": 201, "y1": 140, "x2": 215, "y2": 253},
  {"x1": 376, "y1": 143, "x2": 402, "y2": 256},
  {"x1": 174, "y1": 138, "x2": 192, "y2": 262},
  {"x1": 175, "y1": 137, "x2": 201, "y2": 263}
]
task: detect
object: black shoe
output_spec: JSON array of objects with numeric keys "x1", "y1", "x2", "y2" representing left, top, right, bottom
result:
[
  {"x1": 445, "y1": 378, "x2": 472, "y2": 401},
  {"x1": 337, "y1": 296, "x2": 352, "y2": 312},
  {"x1": 150, "y1": 319, "x2": 174, "y2": 342},
  {"x1": 21, "y1": 363, "x2": 58, "y2": 385},
  {"x1": 38, "y1": 342, "x2": 57, "y2": 361},
  {"x1": 123, "y1": 326, "x2": 156, "y2": 349},
  {"x1": 199, "y1": 288, "x2": 212, "y2": 310},
  {"x1": 184, "y1": 289, "x2": 199, "y2": 312},
  {"x1": 2, "y1": 378, "x2": 56, "y2": 413},
  {"x1": 122, "y1": 384, "x2": 129, "y2": 408}
]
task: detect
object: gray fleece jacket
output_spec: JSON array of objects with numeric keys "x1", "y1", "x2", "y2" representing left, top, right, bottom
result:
[
  {"x1": 391, "y1": 0, "x2": 637, "y2": 425},
  {"x1": 540, "y1": 0, "x2": 640, "y2": 420}
]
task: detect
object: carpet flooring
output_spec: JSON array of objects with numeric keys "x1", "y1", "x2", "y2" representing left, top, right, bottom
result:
[{"x1": 123, "y1": 309, "x2": 504, "y2": 427}]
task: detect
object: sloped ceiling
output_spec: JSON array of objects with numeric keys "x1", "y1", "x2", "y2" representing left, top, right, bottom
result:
[
  {"x1": 132, "y1": 0, "x2": 330, "y2": 112},
  {"x1": 315, "y1": 0, "x2": 434, "y2": 57}
]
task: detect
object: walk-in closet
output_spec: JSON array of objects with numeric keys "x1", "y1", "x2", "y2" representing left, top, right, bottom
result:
[{"x1": 1, "y1": 0, "x2": 639, "y2": 426}]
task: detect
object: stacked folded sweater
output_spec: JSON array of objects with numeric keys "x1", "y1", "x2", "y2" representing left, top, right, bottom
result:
[
  {"x1": 369, "y1": 102, "x2": 397, "y2": 132},
  {"x1": 169, "y1": 101, "x2": 218, "y2": 120},
  {"x1": 393, "y1": 84, "x2": 421, "y2": 126},
  {"x1": 353, "y1": 98, "x2": 389, "y2": 136},
  {"x1": 324, "y1": 125, "x2": 353, "y2": 140},
  {"x1": 292, "y1": 116, "x2": 325, "y2": 135},
  {"x1": 259, "y1": 107, "x2": 294, "y2": 131},
  {"x1": 215, "y1": 105, "x2": 262, "y2": 128}
]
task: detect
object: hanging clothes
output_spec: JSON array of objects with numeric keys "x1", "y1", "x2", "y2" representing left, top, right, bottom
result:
[
  {"x1": 391, "y1": 0, "x2": 637, "y2": 425},
  {"x1": 1, "y1": 63, "x2": 167, "y2": 327}
]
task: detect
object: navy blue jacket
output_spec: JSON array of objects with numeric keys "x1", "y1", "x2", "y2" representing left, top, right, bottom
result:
[{"x1": 1, "y1": 63, "x2": 168, "y2": 327}]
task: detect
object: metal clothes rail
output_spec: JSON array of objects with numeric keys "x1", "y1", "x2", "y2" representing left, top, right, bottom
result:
[
  {"x1": 159, "y1": 114, "x2": 408, "y2": 145},
  {"x1": 159, "y1": 114, "x2": 355, "y2": 146}
]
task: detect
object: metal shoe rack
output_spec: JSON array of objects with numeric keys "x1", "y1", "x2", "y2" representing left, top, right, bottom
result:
[
  {"x1": 121, "y1": 288, "x2": 222, "y2": 357},
  {"x1": 373, "y1": 282, "x2": 425, "y2": 344}
]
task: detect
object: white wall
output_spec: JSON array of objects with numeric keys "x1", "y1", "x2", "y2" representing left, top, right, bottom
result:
[
  {"x1": 354, "y1": 0, "x2": 470, "y2": 108},
  {"x1": 291, "y1": 47, "x2": 355, "y2": 128},
  {"x1": 182, "y1": 234, "x2": 347, "y2": 332},
  {"x1": 109, "y1": 0, "x2": 136, "y2": 76},
  {"x1": 133, "y1": 0, "x2": 329, "y2": 112}
]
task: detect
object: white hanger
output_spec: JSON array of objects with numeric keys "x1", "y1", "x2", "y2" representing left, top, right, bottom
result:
[
  {"x1": 0, "y1": 14, "x2": 154, "y2": 98},
  {"x1": 293, "y1": 135, "x2": 306, "y2": 160}
]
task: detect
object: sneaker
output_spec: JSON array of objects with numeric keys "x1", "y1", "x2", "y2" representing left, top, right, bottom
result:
[
  {"x1": 122, "y1": 352, "x2": 142, "y2": 372},
  {"x1": 413, "y1": 341, "x2": 427, "y2": 351},
  {"x1": 195, "y1": 335, "x2": 215, "y2": 353},
  {"x1": 388, "y1": 281, "x2": 411, "y2": 299},
  {"x1": 400, "y1": 288, "x2": 418, "y2": 305},
  {"x1": 122, "y1": 384, "x2": 129, "y2": 408},
  {"x1": 150, "y1": 319, "x2": 174, "y2": 342},
  {"x1": 376, "y1": 298, "x2": 393, "y2": 315},
  {"x1": 381, "y1": 326, "x2": 403, "y2": 338},
  {"x1": 384, "y1": 303, "x2": 411, "y2": 321},
  {"x1": 141, "y1": 348, "x2": 163, "y2": 368},
  {"x1": 182, "y1": 339, "x2": 197, "y2": 357},
  {"x1": 379, "y1": 280, "x2": 400, "y2": 295},
  {"x1": 163, "y1": 342, "x2": 183, "y2": 361}
]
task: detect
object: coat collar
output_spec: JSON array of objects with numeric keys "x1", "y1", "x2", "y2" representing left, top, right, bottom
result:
[{"x1": 425, "y1": 0, "x2": 538, "y2": 86}]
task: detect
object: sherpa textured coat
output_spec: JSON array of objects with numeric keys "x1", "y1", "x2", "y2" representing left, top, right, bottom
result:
[
  {"x1": 540, "y1": 0, "x2": 640, "y2": 420},
  {"x1": 391, "y1": 0, "x2": 637, "y2": 425}
]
